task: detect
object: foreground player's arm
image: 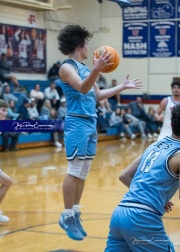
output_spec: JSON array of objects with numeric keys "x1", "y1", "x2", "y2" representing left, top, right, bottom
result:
[
  {"x1": 119, "y1": 155, "x2": 141, "y2": 188},
  {"x1": 94, "y1": 75, "x2": 142, "y2": 101},
  {"x1": 154, "y1": 97, "x2": 167, "y2": 121}
]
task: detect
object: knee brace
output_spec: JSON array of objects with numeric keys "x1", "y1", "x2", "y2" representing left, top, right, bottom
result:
[{"x1": 67, "y1": 158, "x2": 92, "y2": 180}]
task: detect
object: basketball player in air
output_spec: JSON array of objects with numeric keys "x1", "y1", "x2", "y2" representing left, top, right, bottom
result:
[
  {"x1": 0, "y1": 99, "x2": 13, "y2": 223},
  {"x1": 155, "y1": 81, "x2": 180, "y2": 141},
  {"x1": 57, "y1": 24, "x2": 142, "y2": 241},
  {"x1": 105, "y1": 104, "x2": 180, "y2": 252}
]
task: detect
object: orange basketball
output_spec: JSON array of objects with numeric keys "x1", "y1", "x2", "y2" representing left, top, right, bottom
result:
[{"x1": 93, "y1": 46, "x2": 120, "y2": 73}]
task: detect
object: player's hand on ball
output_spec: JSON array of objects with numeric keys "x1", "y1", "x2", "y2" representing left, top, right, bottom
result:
[
  {"x1": 122, "y1": 74, "x2": 142, "y2": 89},
  {"x1": 93, "y1": 52, "x2": 113, "y2": 72},
  {"x1": 164, "y1": 201, "x2": 174, "y2": 213}
]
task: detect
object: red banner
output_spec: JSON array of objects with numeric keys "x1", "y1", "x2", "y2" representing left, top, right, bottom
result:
[{"x1": 0, "y1": 23, "x2": 46, "y2": 74}]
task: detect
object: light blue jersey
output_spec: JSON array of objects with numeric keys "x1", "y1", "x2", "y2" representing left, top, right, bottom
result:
[
  {"x1": 58, "y1": 59, "x2": 98, "y2": 160},
  {"x1": 105, "y1": 136, "x2": 179, "y2": 252},
  {"x1": 121, "y1": 136, "x2": 180, "y2": 215},
  {"x1": 59, "y1": 59, "x2": 97, "y2": 118}
]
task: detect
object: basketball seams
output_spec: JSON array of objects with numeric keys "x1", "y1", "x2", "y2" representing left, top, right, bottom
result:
[{"x1": 93, "y1": 46, "x2": 119, "y2": 73}]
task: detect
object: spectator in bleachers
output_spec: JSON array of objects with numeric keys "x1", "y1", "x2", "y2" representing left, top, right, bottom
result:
[
  {"x1": 49, "y1": 107, "x2": 63, "y2": 148},
  {"x1": 128, "y1": 96, "x2": 149, "y2": 121},
  {"x1": 147, "y1": 106, "x2": 161, "y2": 137},
  {"x1": 129, "y1": 97, "x2": 158, "y2": 139},
  {"x1": 3, "y1": 84, "x2": 18, "y2": 103},
  {"x1": 14, "y1": 93, "x2": 30, "y2": 113},
  {"x1": 1, "y1": 131, "x2": 19, "y2": 152},
  {"x1": 29, "y1": 83, "x2": 44, "y2": 113},
  {"x1": 96, "y1": 73, "x2": 107, "y2": 89},
  {"x1": 96, "y1": 99, "x2": 112, "y2": 132},
  {"x1": 44, "y1": 81, "x2": 60, "y2": 110},
  {"x1": 39, "y1": 99, "x2": 52, "y2": 120},
  {"x1": 17, "y1": 99, "x2": 31, "y2": 119},
  {"x1": 122, "y1": 107, "x2": 146, "y2": 139},
  {"x1": 7, "y1": 100, "x2": 20, "y2": 120},
  {"x1": 109, "y1": 107, "x2": 136, "y2": 140},
  {"x1": 48, "y1": 61, "x2": 61, "y2": 81},
  {"x1": 0, "y1": 53, "x2": 19, "y2": 87},
  {"x1": 108, "y1": 79, "x2": 121, "y2": 111},
  {"x1": 57, "y1": 96, "x2": 67, "y2": 120},
  {"x1": 27, "y1": 98, "x2": 39, "y2": 120}
]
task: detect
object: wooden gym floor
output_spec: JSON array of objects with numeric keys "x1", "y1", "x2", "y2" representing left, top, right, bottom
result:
[{"x1": 0, "y1": 138, "x2": 179, "y2": 252}]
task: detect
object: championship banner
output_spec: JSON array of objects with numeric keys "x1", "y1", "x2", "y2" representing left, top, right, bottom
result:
[
  {"x1": 150, "y1": 21, "x2": 176, "y2": 57},
  {"x1": 150, "y1": 0, "x2": 176, "y2": 20},
  {"x1": 123, "y1": 0, "x2": 149, "y2": 21},
  {"x1": 123, "y1": 22, "x2": 148, "y2": 58},
  {"x1": 0, "y1": 23, "x2": 46, "y2": 74}
]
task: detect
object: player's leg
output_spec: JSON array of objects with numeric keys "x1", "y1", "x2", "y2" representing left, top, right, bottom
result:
[
  {"x1": 60, "y1": 159, "x2": 85, "y2": 241},
  {"x1": 0, "y1": 170, "x2": 13, "y2": 223},
  {"x1": 122, "y1": 207, "x2": 175, "y2": 252},
  {"x1": 105, "y1": 206, "x2": 132, "y2": 252},
  {"x1": 74, "y1": 159, "x2": 92, "y2": 237},
  {"x1": 0, "y1": 170, "x2": 13, "y2": 203}
]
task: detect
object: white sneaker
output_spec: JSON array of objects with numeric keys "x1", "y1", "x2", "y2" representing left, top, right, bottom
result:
[
  {"x1": 0, "y1": 211, "x2": 10, "y2": 222},
  {"x1": 147, "y1": 133, "x2": 153, "y2": 139},
  {"x1": 55, "y1": 142, "x2": 62, "y2": 148},
  {"x1": 131, "y1": 134, "x2": 136, "y2": 140},
  {"x1": 153, "y1": 133, "x2": 159, "y2": 138}
]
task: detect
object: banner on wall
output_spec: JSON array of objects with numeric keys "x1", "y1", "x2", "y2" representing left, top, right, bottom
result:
[
  {"x1": 178, "y1": 21, "x2": 180, "y2": 56},
  {"x1": 0, "y1": 23, "x2": 46, "y2": 74},
  {"x1": 123, "y1": 0, "x2": 149, "y2": 21},
  {"x1": 150, "y1": 21, "x2": 176, "y2": 57},
  {"x1": 123, "y1": 22, "x2": 148, "y2": 58},
  {"x1": 178, "y1": 0, "x2": 180, "y2": 18},
  {"x1": 150, "y1": 0, "x2": 176, "y2": 20}
]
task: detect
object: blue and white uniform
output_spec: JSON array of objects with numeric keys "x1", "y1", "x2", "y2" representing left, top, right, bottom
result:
[
  {"x1": 59, "y1": 59, "x2": 97, "y2": 160},
  {"x1": 105, "y1": 136, "x2": 180, "y2": 252}
]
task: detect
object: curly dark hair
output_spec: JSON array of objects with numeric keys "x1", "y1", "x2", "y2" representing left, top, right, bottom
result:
[
  {"x1": 171, "y1": 105, "x2": 180, "y2": 136},
  {"x1": 171, "y1": 82, "x2": 180, "y2": 88},
  {"x1": 57, "y1": 25, "x2": 93, "y2": 55}
]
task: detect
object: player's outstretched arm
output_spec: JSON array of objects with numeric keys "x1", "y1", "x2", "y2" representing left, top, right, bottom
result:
[{"x1": 95, "y1": 75, "x2": 142, "y2": 101}]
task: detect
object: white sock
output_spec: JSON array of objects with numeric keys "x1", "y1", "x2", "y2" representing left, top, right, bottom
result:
[
  {"x1": 63, "y1": 209, "x2": 74, "y2": 217},
  {"x1": 73, "y1": 204, "x2": 80, "y2": 213}
]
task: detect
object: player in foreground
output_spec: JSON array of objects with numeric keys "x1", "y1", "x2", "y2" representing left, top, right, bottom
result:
[
  {"x1": 57, "y1": 24, "x2": 142, "y2": 241},
  {"x1": 0, "y1": 99, "x2": 13, "y2": 222},
  {"x1": 105, "y1": 104, "x2": 180, "y2": 252}
]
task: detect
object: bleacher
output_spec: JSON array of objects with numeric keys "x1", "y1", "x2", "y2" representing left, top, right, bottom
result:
[{"x1": 0, "y1": 80, "x2": 166, "y2": 150}]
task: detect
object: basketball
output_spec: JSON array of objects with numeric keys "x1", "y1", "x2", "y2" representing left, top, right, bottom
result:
[{"x1": 93, "y1": 46, "x2": 120, "y2": 73}]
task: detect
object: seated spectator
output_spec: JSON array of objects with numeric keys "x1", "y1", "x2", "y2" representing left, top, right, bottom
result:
[
  {"x1": 44, "y1": 81, "x2": 60, "y2": 110},
  {"x1": 17, "y1": 99, "x2": 31, "y2": 119},
  {"x1": 0, "y1": 53, "x2": 19, "y2": 87},
  {"x1": 27, "y1": 98, "x2": 39, "y2": 120},
  {"x1": 122, "y1": 107, "x2": 146, "y2": 139},
  {"x1": 39, "y1": 99, "x2": 52, "y2": 120},
  {"x1": 49, "y1": 107, "x2": 63, "y2": 148},
  {"x1": 96, "y1": 99, "x2": 112, "y2": 132},
  {"x1": 1, "y1": 132, "x2": 19, "y2": 152},
  {"x1": 3, "y1": 84, "x2": 18, "y2": 103},
  {"x1": 14, "y1": 93, "x2": 30, "y2": 113},
  {"x1": 96, "y1": 73, "x2": 107, "y2": 89},
  {"x1": 109, "y1": 107, "x2": 136, "y2": 140},
  {"x1": 147, "y1": 106, "x2": 161, "y2": 137},
  {"x1": 128, "y1": 96, "x2": 149, "y2": 121},
  {"x1": 129, "y1": 97, "x2": 158, "y2": 138},
  {"x1": 57, "y1": 96, "x2": 67, "y2": 120},
  {"x1": 29, "y1": 83, "x2": 44, "y2": 113},
  {"x1": 7, "y1": 100, "x2": 20, "y2": 120},
  {"x1": 108, "y1": 79, "x2": 121, "y2": 111},
  {"x1": 47, "y1": 61, "x2": 61, "y2": 81}
]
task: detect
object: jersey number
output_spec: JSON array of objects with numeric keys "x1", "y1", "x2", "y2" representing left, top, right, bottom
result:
[{"x1": 140, "y1": 150, "x2": 160, "y2": 173}]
